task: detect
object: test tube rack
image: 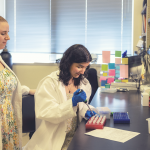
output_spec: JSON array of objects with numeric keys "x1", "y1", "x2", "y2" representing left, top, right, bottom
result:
[
  {"x1": 85, "y1": 115, "x2": 106, "y2": 129},
  {"x1": 113, "y1": 112, "x2": 130, "y2": 124}
]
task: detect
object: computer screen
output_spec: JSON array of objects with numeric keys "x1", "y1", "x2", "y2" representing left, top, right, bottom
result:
[{"x1": 128, "y1": 55, "x2": 142, "y2": 80}]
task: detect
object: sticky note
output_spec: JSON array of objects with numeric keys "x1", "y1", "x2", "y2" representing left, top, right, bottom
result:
[
  {"x1": 115, "y1": 51, "x2": 121, "y2": 57},
  {"x1": 115, "y1": 66, "x2": 120, "y2": 69},
  {"x1": 115, "y1": 58, "x2": 121, "y2": 64},
  {"x1": 121, "y1": 79, "x2": 128, "y2": 83},
  {"x1": 103, "y1": 73, "x2": 107, "y2": 76},
  {"x1": 101, "y1": 80, "x2": 107, "y2": 86},
  {"x1": 108, "y1": 63, "x2": 115, "y2": 69},
  {"x1": 107, "y1": 78, "x2": 114, "y2": 84},
  {"x1": 115, "y1": 74, "x2": 120, "y2": 78},
  {"x1": 102, "y1": 51, "x2": 110, "y2": 63},
  {"x1": 109, "y1": 69, "x2": 115, "y2": 76},
  {"x1": 122, "y1": 58, "x2": 128, "y2": 64},
  {"x1": 99, "y1": 76, "x2": 107, "y2": 82},
  {"x1": 120, "y1": 65, "x2": 128, "y2": 78},
  {"x1": 101, "y1": 64, "x2": 108, "y2": 71},
  {"x1": 116, "y1": 70, "x2": 120, "y2": 74},
  {"x1": 115, "y1": 79, "x2": 121, "y2": 82}
]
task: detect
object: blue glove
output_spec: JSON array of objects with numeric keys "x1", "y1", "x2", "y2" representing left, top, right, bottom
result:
[
  {"x1": 85, "y1": 110, "x2": 97, "y2": 119},
  {"x1": 72, "y1": 89, "x2": 86, "y2": 106}
]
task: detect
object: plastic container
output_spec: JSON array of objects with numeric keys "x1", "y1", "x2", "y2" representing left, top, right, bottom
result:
[
  {"x1": 146, "y1": 118, "x2": 150, "y2": 134},
  {"x1": 100, "y1": 88, "x2": 117, "y2": 93},
  {"x1": 96, "y1": 107, "x2": 111, "y2": 119}
]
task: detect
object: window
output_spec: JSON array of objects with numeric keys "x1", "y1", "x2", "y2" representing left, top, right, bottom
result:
[{"x1": 6, "y1": 0, "x2": 133, "y2": 63}]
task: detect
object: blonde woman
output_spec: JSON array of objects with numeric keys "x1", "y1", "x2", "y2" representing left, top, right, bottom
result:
[{"x1": 0, "y1": 16, "x2": 35, "y2": 149}]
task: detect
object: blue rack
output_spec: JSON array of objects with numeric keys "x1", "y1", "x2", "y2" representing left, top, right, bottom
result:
[{"x1": 113, "y1": 112, "x2": 130, "y2": 124}]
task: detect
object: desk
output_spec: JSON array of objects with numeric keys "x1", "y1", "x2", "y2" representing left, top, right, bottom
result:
[{"x1": 68, "y1": 88, "x2": 150, "y2": 150}]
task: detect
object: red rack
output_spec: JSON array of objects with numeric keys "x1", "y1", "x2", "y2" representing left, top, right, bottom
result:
[{"x1": 86, "y1": 115, "x2": 106, "y2": 129}]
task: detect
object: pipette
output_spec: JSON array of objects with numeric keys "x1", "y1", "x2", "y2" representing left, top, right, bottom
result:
[{"x1": 78, "y1": 89, "x2": 95, "y2": 116}]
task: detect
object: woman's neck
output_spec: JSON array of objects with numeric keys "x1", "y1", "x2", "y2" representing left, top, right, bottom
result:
[{"x1": 68, "y1": 78, "x2": 74, "y2": 85}]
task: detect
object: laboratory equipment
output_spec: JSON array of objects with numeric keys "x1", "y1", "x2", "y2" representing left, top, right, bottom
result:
[
  {"x1": 146, "y1": 118, "x2": 150, "y2": 134},
  {"x1": 100, "y1": 88, "x2": 117, "y2": 93},
  {"x1": 85, "y1": 115, "x2": 106, "y2": 129},
  {"x1": 96, "y1": 107, "x2": 111, "y2": 119},
  {"x1": 113, "y1": 112, "x2": 130, "y2": 124},
  {"x1": 141, "y1": 92, "x2": 149, "y2": 106},
  {"x1": 79, "y1": 89, "x2": 94, "y2": 116}
]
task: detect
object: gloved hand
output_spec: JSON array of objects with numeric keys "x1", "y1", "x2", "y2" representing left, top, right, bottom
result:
[
  {"x1": 72, "y1": 89, "x2": 86, "y2": 106},
  {"x1": 85, "y1": 110, "x2": 97, "y2": 120}
]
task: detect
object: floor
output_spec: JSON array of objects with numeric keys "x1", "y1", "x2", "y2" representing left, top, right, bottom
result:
[{"x1": 22, "y1": 133, "x2": 30, "y2": 147}]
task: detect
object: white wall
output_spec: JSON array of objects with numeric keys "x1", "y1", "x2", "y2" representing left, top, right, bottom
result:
[{"x1": 0, "y1": 0, "x2": 5, "y2": 18}]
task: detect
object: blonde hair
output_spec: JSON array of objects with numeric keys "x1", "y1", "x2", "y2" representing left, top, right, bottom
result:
[{"x1": 0, "y1": 16, "x2": 7, "y2": 22}]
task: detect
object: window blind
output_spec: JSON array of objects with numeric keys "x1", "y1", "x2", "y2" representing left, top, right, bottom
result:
[
  {"x1": 51, "y1": 0, "x2": 85, "y2": 53},
  {"x1": 6, "y1": 0, "x2": 132, "y2": 55},
  {"x1": 87, "y1": 0, "x2": 132, "y2": 54},
  {"x1": 6, "y1": 0, "x2": 50, "y2": 53}
]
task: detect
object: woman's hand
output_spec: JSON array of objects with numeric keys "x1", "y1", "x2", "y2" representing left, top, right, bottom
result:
[
  {"x1": 72, "y1": 89, "x2": 86, "y2": 106},
  {"x1": 85, "y1": 110, "x2": 97, "y2": 119}
]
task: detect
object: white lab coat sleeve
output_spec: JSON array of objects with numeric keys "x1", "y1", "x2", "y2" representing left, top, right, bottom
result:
[
  {"x1": 21, "y1": 85, "x2": 30, "y2": 95},
  {"x1": 35, "y1": 77, "x2": 76, "y2": 124}
]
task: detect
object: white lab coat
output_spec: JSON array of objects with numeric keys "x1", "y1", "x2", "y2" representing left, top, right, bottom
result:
[
  {"x1": 0, "y1": 56, "x2": 30, "y2": 149},
  {"x1": 23, "y1": 70, "x2": 92, "y2": 150}
]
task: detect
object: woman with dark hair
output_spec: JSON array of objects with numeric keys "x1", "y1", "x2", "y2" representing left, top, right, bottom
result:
[{"x1": 23, "y1": 44, "x2": 97, "y2": 150}]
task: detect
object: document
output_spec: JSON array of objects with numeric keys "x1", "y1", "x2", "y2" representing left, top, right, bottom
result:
[{"x1": 85, "y1": 127, "x2": 140, "y2": 143}]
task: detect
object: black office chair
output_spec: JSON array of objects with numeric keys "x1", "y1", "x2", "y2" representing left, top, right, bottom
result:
[
  {"x1": 22, "y1": 95, "x2": 35, "y2": 138},
  {"x1": 87, "y1": 68, "x2": 98, "y2": 104}
]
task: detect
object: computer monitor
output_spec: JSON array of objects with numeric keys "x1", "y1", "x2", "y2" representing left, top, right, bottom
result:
[{"x1": 128, "y1": 55, "x2": 142, "y2": 80}]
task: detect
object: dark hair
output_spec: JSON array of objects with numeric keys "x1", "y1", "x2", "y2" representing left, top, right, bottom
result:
[{"x1": 59, "y1": 44, "x2": 92, "y2": 86}]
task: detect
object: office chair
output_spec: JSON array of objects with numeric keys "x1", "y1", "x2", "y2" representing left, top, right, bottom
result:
[
  {"x1": 87, "y1": 68, "x2": 99, "y2": 104},
  {"x1": 22, "y1": 95, "x2": 35, "y2": 138}
]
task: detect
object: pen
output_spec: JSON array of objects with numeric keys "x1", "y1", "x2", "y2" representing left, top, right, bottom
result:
[{"x1": 78, "y1": 89, "x2": 95, "y2": 116}]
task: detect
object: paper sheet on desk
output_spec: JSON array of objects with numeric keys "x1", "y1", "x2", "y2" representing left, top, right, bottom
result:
[{"x1": 85, "y1": 127, "x2": 140, "y2": 143}]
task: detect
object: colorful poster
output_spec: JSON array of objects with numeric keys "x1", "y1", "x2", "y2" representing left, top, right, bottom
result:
[
  {"x1": 109, "y1": 69, "x2": 115, "y2": 76},
  {"x1": 116, "y1": 70, "x2": 120, "y2": 74},
  {"x1": 115, "y1": 51, "x2": 121, "y2": 57},
  {"x1": 116, "y1": 66, "x2": 120, "y2": 69},
  {"x1": 115, "y1": 74, "x2": 120, "y2": 78},
  {"x1": 102, "y1": 51, "x2": 110, "y2": 63},
  {"x1": 107, "y1": 78, "x2": 114, "y2": 84},
  {"x1": 99, "y1": 76, "x2": 107, "y2": 82},
  {"x1": 101, "y1": 80, "x2": 107, "y2": 86},
  {"x1": 115, "y1": 58, "x2": 121, "y2": 64},
  {"x1": 103, "y1": 73, "x2": 107, "y2": 76},
  {"x1": 108, "y1": 63, "x2": 115, "y2": 69},
  {"x1": 120, "y1": 65, "x2": 128, "y2": 78},
  {"x1": 122, "y1": 58, "x2": 128, "y2": 64},
  {"x1": 101, "y1": 64, "x2": 108, "y2": 71}
]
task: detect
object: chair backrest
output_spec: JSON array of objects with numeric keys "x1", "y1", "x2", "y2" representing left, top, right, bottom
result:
[
  {"x1": 86, "y1": 68, "x2": 98, "y2": 104},
  {"x1": 22, "y1": 95, "x2": 35, "y2": 133}
]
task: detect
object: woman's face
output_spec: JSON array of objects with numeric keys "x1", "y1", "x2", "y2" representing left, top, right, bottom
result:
[
  {"x1": 0, "y1": 22, "x2": 10, "y2": 49},
  {"x1": 70, "y1": 62, "x2": 90, "y2": 78}
]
